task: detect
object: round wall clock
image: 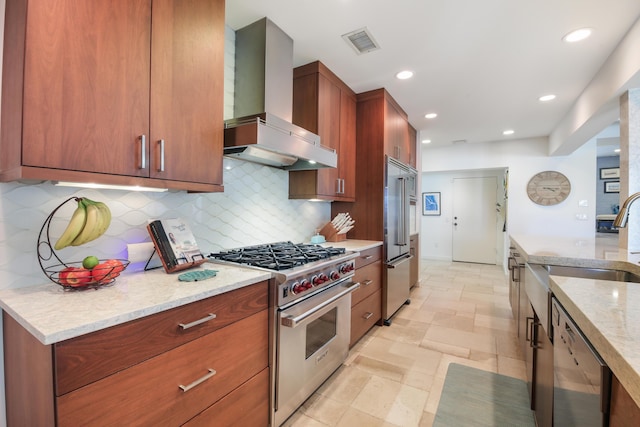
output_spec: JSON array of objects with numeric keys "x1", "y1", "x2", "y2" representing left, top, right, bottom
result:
[{"x1": 527, "y1": 171, "x2": 571, "y2": 206}]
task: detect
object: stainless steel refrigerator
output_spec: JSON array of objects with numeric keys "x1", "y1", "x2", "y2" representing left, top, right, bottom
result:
[{"x1": 383, "y1": 157, "x2": 414, "y2": 324}]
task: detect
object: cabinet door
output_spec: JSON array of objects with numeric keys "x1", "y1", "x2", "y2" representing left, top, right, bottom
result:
[
  {"x1": 339, "y1": 90, "x2": 356, "y2": 200},
  {"x1": 22, "y1": 0, "x2": 151, "y2": 177},
  {"x1": 409, "y1": 125, "x2": 417, "y2": 168},
  {"x1": 150, "y1": 0, "x2": 224, "y2": 185},
  {"x1": 315, "y1": 75, "x2": 341, "y2": 196}
]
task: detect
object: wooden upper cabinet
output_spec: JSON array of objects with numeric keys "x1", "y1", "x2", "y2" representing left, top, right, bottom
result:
[
  {"x1": 1, "y1": 0, "x2": 224, "y2": 192},
  {"x1": 149, "y1": 0, "x2": 224, "y2": 186},
  {"x1": 290, "y1": 61, "x2": 356, "y2": 201},
  {"x1": 409, "y1": 124, "x2": 417, "y2": 168},
  {"x1": 384, "y1": 97, "x2": 412, "y2": 165}
]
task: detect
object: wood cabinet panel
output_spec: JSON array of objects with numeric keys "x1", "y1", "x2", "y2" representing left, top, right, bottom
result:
[
  {"x1": 352, "y1": 260, "x2": 382, "y2": 307},
  {"x1": 290, "y1": 61, "x2": 356, "y2": 201},
  {"x1": 609, "y1": 375, "x2": 640, "y2": 426},
  {"x1": 350, "y1": 290, "x2": 382, "y2": 347},
  {"x1": 184, "y1": 367, "x2": 269, "y2": 427},
  {"x1": 56, "y1": 310, "x2": 268, "y2": 427},
  {"x1": 355, "y1": 246, "x2": 382, "y2": 269},
  {"x1": 3, "y1": 312, "x2": 55, "y2": 427},
  {"x1": 1, "y1": 0, "x2": 224, "y2": 192},
  {"x1": 410, "y1": 234, "x2": 419, "y2": 288},
  {"x1": 55, "y1": 281, "x2": 268, "y2": 395},
  {"x1": 149, "y1": 0, "x2": 224, "y2": 185},
  {"x1": 22, "y1": 0, "x2": 151, "y2": 177}
]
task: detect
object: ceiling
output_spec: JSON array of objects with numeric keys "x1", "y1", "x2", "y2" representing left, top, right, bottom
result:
[{"x1": 225, "y1": 1, "x2": 640, "y2": 153}]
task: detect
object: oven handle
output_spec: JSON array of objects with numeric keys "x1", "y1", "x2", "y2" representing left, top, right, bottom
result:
[{"x1": 281, "y1": 282, "x2": 360, "y2": 328}]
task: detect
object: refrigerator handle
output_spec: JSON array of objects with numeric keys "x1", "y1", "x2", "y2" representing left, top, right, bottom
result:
[{"x1": 398, "y1": 177, "x2": 408, "y2": 246}]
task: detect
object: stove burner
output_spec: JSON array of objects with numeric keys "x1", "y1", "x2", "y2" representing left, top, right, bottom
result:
[{"x1": 208, "y1": 241, "x2": 346, "y2": 271}]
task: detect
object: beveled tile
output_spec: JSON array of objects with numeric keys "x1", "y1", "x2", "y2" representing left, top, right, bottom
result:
[
  {"x1": 299, "y1": 392, "x2": 350, "y2": 426},
  {"x1": 422, "y1": 324, "x2": 497, "y2": 354}
]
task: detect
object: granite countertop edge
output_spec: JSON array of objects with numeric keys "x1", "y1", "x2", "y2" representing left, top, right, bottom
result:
[{"x1": 0, "y1": 263, "x2": 272, "y2": 346}]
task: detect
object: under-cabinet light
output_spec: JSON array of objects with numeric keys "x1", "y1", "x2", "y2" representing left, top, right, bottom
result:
[{"x1": 53, "y1": 181, "x2": 168, "y2": 192}]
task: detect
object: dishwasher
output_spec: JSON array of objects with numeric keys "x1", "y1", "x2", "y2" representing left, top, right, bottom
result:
[{"x1": 552, "y1": 297, "x2": 611, "y2": 426}]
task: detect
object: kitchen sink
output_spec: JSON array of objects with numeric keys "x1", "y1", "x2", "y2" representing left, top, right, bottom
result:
[{"x1": 547, "y1": 265, "x2": 640, "y2": 283}]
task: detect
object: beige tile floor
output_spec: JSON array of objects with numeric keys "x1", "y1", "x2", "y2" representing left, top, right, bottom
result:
[{"x1": 282, "y1": 259, "x2": 527, "y2": 427}]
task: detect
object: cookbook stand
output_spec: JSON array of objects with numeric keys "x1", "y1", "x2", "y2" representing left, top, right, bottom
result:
[
  {"x1": 318, "y1": 222, "x2": 347, "y2": 242},
  {"x1": 144, "y1": 246, "x2": 206, "y2": 273}
]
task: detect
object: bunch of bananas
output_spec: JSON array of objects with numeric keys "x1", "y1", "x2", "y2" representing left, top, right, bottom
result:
[{"x1": 54, "y1": 198, "x2": 112, "y2": 250}]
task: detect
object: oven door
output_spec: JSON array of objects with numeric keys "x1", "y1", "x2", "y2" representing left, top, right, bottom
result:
[{"x1": 275, "y1": 279, "x2": 359, "y2": 426}]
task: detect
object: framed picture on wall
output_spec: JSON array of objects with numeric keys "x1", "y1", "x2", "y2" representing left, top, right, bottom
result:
[
  {"x1": 604, "y1": 181, "x2": 620, "y2": 193},
  {"x1": 600, "y1": 167, "x2": 620, "y2": 179},
  {"x1": 422, "y1": 192, "x2": 441, "y2": 216}
]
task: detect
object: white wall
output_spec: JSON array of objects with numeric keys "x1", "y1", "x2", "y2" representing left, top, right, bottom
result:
[{"x1": 420, "y1": 137, "x2": 597, "y2": 261}]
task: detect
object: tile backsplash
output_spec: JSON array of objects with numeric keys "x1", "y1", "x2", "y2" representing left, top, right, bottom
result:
[{"x1": 0, "y1": 158, "x2": 330, "y2": 289}]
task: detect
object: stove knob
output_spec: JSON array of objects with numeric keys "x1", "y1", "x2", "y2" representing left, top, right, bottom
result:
[
  {"x1": 292, "y1": 282, "x2": 304, "y2": 294},
  {"x1": 340, "y1": 263, "x2": 353, "y2": 274},
  {"x1": 318, "y1": 273, "x2": 329, "y2": 283},
  {"x1": 300, "y1": 279, "x2": 312, "y2": 290},
  {"x1": 312, "y1": 275, "x2": 326, "y2": 286},
  {"x1": 330, "y1": 271, "x2": 340, "y2": 280}
]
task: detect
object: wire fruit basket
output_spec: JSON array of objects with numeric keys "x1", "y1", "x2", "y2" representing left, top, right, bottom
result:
[{"x1": 37, "y1": 197, "x2": 129, "y2": 291}]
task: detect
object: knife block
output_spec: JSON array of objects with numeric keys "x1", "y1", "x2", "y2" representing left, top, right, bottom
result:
[{"x1": 319, "y1": 222, "x2": 347, "y2": 242}]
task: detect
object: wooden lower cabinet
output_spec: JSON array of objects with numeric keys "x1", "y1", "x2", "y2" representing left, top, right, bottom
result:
[
  {"x1": 609, "y1": 375, "x2": 640, "y2": 426},
  {"x1": 184, "y1": 368, "x2": 269, "y2": 427},
  {"x1": 350, "y1": 246, "x2": 382, "y2": 347},
  {"x1": 3, "y1": 281, "x2": 270, "y2": 427}
]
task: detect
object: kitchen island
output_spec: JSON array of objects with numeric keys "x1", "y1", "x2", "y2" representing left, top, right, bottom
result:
[{"x1": 511, "y1": 233, "x2": 640, "y2": 411}]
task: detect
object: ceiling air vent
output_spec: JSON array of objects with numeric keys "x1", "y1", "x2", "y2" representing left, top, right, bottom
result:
[{"x1": 342, "y1": 27, "x2": 380, "y2": 55}]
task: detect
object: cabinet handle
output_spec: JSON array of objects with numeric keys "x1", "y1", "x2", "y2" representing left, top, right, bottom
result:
[
  {"x1": 179, "y1": 368, "x2": 216, "y2": 392},
  {"x1": 140, "y1": 134, "x2": 146, "y2": 169},
  {"x1": 363, "y1": 255, "x2": 373, "y2": 260},
  {"x1": 525, "y1": 316, "x2": 534, "y2": 342},
  {"x1": 336, "y1": 179, "x2": 341, "y2": 194},
  {"x1": 341, "y1": 179, "x2": 346, "y2": 194},
  {"x1": 363, "y1": 279, "x2": 373, "y2": 286},
  {"x1": 179, "y1": 313, "x2": 216, "y2": 330},
  {"x1": 159, "y1": 139, "x2": 165, "y2": 172},
  {"x1": 363, "y1": 312, "x2": 373, "y2": 320}
]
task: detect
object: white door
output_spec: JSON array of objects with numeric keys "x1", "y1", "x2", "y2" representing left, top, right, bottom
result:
[{"x1": 452, "y1": 177, "x2": 497, "y2": 264}]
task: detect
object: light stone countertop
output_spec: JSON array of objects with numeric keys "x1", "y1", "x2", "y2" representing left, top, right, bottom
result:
[
  {"x1": 0, "y1": 262, "x2": 271, "y2": 345},
  {"x1": 511, "y1": 233, "x2": 640, "y2": 407}
]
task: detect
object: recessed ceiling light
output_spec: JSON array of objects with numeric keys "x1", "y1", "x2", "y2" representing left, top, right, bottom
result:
[
  {"x1": 422, "y1": 139, "x2": 431, "y2": 144},
  {"x1": 503, "y1": 129, "x2": 515, "y2": 136},
  {"x1": 539, "y1": 94, "x2": 556, "y2": 102},
  {"x1": 562, "y1": 28, "x2": 592, "y2": 43},
  {"x1": 425, "y1": 113, "x2": 438, "y2": 119},
  {"x1": 396, "y1": 70, "x2": 413, "y2": 80}
]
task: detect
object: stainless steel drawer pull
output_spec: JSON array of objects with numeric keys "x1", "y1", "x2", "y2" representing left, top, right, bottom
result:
[
  {"x1": 140, "y1": 134, "x2": 146, "y2": 169},
  {"x1": 363, "y1": 312, "x2": 373, "y2": 319},
  {"x1": 363, "y1": 280, "x2": 373, "y2": 286},
  {"x1": 364, "y1": 255, "x2": 373, "y2": 260},
  {"x1": 159, "y1": 139, "x2": 165, "y2": 172},
  {"x1": 179, "y1": 313, "x2": 216, "y2": 330},
  {"x1": 179, "y1": 368, "x2": 216, "y2": 392}
]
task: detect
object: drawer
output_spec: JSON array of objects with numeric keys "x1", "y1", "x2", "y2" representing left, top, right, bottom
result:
[
  {"x1": 55, "y1": 281, "x2": 268, "y2": 395},
  {"x1": 184, "y1": 367, "x2": 269, "y2": 427},
  {"x1": 56, "y1": 310, "x2": 269, "y2": 427},
  {"x1": 350, "y1": 289, "x2": 381, "y2": 347},
  {"x1": 354, "y1": 245, "x2": 382, "y2": 269},
  {"x1": 352, "y1": 260, "x2": 382, "y2": 306}
]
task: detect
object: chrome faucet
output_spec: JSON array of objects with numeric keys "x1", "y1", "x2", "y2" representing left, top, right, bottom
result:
[{"x1": 614, "y1": 192, "x2": 640, "y2": 228}]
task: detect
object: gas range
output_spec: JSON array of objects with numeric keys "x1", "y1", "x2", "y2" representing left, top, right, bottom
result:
[{"x1": 208, "y1": 241, "x2": 357, "y2": 307}]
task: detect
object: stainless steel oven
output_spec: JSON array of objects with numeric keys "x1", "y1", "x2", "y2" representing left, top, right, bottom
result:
[
  {"x1": 208, "y1": 242, "x2": 359, "y2": 427},
  {"x1": 275, "y1": 276, "x2": 357, "y2": 426}
]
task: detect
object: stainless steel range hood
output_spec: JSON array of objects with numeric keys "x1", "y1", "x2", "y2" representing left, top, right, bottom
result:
[{"x1": 224, "y1": 18, "x2": 337, "y2": 170}]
